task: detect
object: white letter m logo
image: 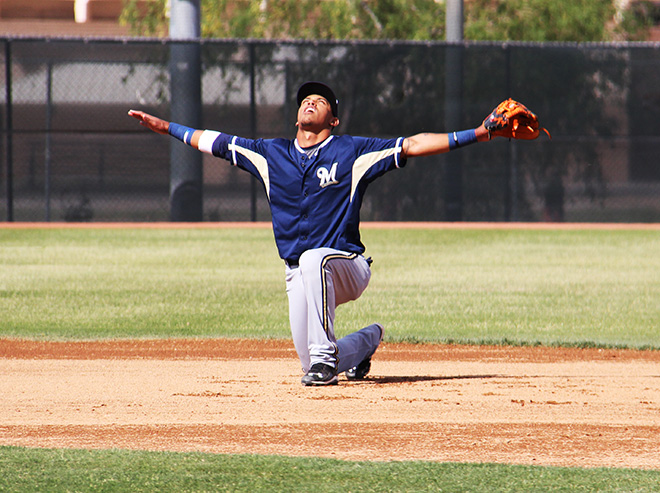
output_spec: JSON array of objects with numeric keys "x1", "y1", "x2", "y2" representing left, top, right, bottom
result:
[{"x1": 317, "y1": 162, "x2": 340, "y2": 188}]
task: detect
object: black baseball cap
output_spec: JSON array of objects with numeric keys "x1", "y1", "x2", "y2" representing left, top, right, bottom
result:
[{"x1": 297, "y1": 81, "x2": 338, "y2": 117}]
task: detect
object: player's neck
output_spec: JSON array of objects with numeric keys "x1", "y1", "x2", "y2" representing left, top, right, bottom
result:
[{"x1": 296, "y1": 127, "x2": 333, "y2": 148}]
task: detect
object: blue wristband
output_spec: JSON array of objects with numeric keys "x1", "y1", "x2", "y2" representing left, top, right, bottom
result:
[
  {"x1": 448, "y1": 129, "x2": 478, "y2": 151},
  {"x1": 168, "y1": 122, "x2": 195, "y2": 145}
]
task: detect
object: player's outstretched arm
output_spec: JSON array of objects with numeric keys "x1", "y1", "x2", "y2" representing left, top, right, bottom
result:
[
  {"x1": 402, "y1": 124, "x2": 490, "y2": 159},
  {"x1": 128, "y1": 110, "x2": 204, "y2": 148}
]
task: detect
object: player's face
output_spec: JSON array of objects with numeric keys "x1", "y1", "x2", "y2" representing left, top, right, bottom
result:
[{"x1": 297, "y1": 94, "x2": 338, "y2": 130}]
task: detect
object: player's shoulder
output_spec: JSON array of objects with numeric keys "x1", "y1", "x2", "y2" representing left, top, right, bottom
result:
[
  {"x1": 325, "y1": 133, "x2": 360, "y2": 149},
  {"x1": 333, "y1": 133, "x2": 402, "y2": 153},
  {"x1": 333, "y1": 133, "x2": 399, "y2": 144},
  {"x1": 331, "y1": 134, "x2": 357, "y2": 143},
  {"x1": 238, "y1": 136, "x2": 294, "y2": 156},
  {"x1": 266, "y1": 137, "x2": 296, "y2": 150}
]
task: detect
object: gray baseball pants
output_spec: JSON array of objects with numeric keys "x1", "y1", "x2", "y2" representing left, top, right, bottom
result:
[{"x1": 285, "y1": 247, "x2": 383, "y2": 374}]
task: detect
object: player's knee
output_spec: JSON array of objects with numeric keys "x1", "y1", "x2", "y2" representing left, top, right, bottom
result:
[{"x1": 298, "y1": 250, "x2": 324, "y2": 280}]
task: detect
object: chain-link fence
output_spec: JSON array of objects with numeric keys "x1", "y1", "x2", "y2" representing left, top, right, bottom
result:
[{"x1": 1, "y1": 37, "x2": 659, "y2": 222}]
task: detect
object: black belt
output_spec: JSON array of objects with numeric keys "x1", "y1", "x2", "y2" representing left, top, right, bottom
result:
[{"x1": 285, "y1": 256, "x2": 372, "y2": 269}]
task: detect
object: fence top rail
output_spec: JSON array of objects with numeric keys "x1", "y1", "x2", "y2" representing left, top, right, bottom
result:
[{"x1": 1, "y1": 35, "x2": 660, "y2": 50}]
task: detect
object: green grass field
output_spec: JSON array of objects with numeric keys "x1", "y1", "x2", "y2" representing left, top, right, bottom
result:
[
  {"x1": 1, "y1": 447, "x2": 659, "y2": 493},
  {"x1": 1, "y1": 226, "x2": 658, "y2": 348},
  {"x1": 1, "y1": 225, "x2": 659, "y2": 491}
]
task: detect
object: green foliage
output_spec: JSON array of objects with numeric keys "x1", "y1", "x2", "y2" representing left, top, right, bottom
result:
[
  {"x1": 353, "y1": 0, "x2": 446, "y2": 41},
  {"x1": 202, "y1": 0, "x2": 446, "y2": 40},
  {"x1": 617, "y1": 0, "x2": 660, "y2": 40},
  {"x1": 465, "y1": 0, "x2": 616, "y2": 41},
  {"x1": 119, "y1": 0, "x2": 169, "y2": 37},
  {"x1": 120, "y1": 0, "x2": 656, "y2": 41},
  {"x1": 200, "y1": 0, "x2": 260, "y2": 39}
]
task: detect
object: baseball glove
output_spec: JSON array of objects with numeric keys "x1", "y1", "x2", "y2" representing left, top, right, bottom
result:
[{"x1": 483, "y1": 98, "x2": 551, "y2": 140}]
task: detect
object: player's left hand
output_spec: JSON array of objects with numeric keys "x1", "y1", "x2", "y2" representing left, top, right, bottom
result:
[{"x1": 483, "y1": 98, "x2": 551, "y2": 140}]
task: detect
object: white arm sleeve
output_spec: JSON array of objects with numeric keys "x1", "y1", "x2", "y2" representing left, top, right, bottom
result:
[{"x1": 197, "y1": 130, "x2": 222, "y2": 155}]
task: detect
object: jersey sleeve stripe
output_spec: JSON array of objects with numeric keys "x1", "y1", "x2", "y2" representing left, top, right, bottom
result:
[
  {"x1": 227, "y1": 139, "x2": 271, "y2": 199},
  {"x1": 197, "y1": 130, "x2": 222, "y2": 155},
  {"x1": 394, "y1": 137, "x2": 404, "y2": 168},
  {"x1": 350, "y1": 145, "x2": 400, "y2": 202},
  {"x1": 230, "y1": 136, "x2": 238, "y2": 164}
]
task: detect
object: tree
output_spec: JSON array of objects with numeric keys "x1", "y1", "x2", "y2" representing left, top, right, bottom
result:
[
  {"x1": 465, "y1": 0, "x2": 616, "y2": 42},
  {"x1": 465, "y1": 0, "x2": 656, "y2": 42},
  {"x1": 120, "y1": 0, "x2": 655, "y2": 42},
  {"x1": 121, "y1": 0, "x2": 446, "y2": 40}
]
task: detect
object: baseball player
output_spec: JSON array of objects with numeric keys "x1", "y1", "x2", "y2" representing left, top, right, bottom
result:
[{"x1": 129, "y1": 81, "x2": 500, "y2": 386}]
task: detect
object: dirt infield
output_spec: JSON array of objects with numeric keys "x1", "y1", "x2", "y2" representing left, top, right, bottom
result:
[{"x1": 1, "y1": 338, "x2": 659, "y2": 469}]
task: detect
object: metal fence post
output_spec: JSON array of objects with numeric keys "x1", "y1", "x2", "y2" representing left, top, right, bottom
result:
[
  {"x1": 4, "y1": 40, "x2": 13, "y2": 222},
  {"x1": 169, "y1": 0, "x2": 203, "y2": 222},
  {"x1": 249, "y1": 42, "x2": 257, "y2": 222},
  {"x1": 445, "y1": 0, "x2": 464, "y2": 221},
  {"x1": 45, "y1": 61, "x2": 53, "y2": 222}
]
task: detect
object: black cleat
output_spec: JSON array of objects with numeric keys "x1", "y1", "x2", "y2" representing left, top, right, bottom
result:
[
  {"x1": 345, "y1": 358, "x2": 372, "y2": 380},
  {"x1": 301, "y1": 363, "x2": 338, "y2": 386},
  {"x1": 346, "y1": 323, "x2": 383, "y2": 380}
]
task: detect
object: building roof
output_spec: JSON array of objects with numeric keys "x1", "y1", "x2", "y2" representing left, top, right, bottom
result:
[
  {"x1": 0, "y1": 0, "x2": 131, "y2": 38},
  {"x1": 0, "y1": 19, "x2": 130, "y2": 37}
]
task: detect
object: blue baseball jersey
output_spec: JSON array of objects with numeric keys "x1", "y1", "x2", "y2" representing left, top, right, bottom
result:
[{"x1": 208, "y1": 133, "x2": 406, "y2": 263}]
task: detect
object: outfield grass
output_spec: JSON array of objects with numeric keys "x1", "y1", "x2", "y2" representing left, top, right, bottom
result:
[
  {"x1": 0, "y1": 226, "x2": 658, "y2": 348},
  {"x1": 1, "y1": 446, "x2": 659, "y2": 493}
]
